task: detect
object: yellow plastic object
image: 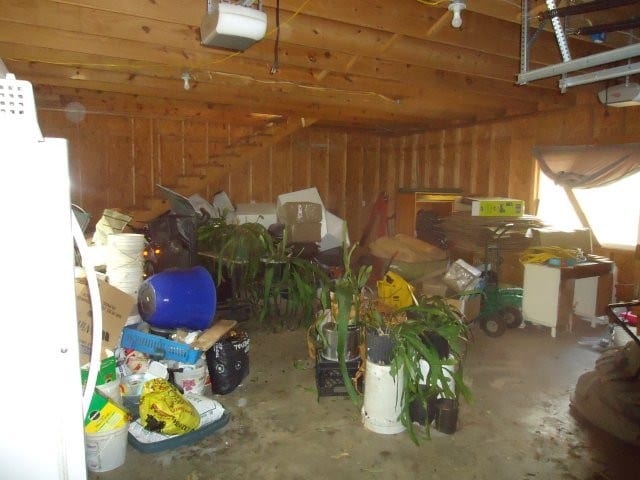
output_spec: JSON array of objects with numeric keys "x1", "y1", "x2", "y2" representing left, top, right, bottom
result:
[
  {"x1": 377, "y1": 271, "x2": 415, "y2": 309},
  {"x1": 139, "y1": 378, "x2": 200, "y2": 435}
]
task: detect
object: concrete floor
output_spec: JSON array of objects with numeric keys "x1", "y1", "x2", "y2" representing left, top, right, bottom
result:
[{"x1": 88, "y1": 319, "x2": 640, "y2": 480}]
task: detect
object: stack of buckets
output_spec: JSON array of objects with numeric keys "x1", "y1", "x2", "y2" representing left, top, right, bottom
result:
[{"x1": 106, "y1": 233, "x2": 146, "y2": 296}]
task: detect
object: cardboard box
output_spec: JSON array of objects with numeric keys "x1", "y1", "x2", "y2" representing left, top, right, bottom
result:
[
  {"x1": 277, "y1": 201, "x2": 323, "y2": 224},
  {"x1": 469, "y1": 197, "x2": 524, "y2": 217},
  {"x1": 76, "y1": 279, "x2": 137, "y2": 364},
  {"x1": 418, "y1": 276, "x2": 449, "y2": 297},
  {"x1": 235, "y1": 202, "x2": 278, "y2": 227},
  {"x1": 277, "y1": 188, "x2": 327, "y2": 237},
  {"x1": 285, "y1": 222, "x2": 321, "y2": 243},
  {"x1": 447, "y1": 295, "x2": 482, "y2": 321},
  {"x1": 530, "y1": 227, "x2": 592, "y2": 253}
]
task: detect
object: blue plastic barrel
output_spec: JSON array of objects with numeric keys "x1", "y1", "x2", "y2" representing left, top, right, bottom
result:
[{"x1": 137, "y1": 266, "x2": 217, "y2": 330}]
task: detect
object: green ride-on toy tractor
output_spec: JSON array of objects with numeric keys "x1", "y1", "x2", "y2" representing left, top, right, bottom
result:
[{"x1": 472, "y1": 224, "x2": 524, "y2": 337}]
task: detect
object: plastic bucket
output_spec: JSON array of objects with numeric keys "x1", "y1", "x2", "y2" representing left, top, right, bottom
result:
[
  {"x1": 85, "y1": 422, "x2": 129, "y2": 472},
  {"x1": 321, "y1": 322, "x2": 359, "y2": 362},
  {"x1": 172, "y1": 359, "x2": 207, "y2": 395},
  {"x1": 120, "y1": 373, "x2": 156, "y2": 419},
  {"x1": 138, "y1": 266, "x2": 217, "y2": 330},
  {"x1": 361, "y1": 359, "x2": 405, "y2": 434}
]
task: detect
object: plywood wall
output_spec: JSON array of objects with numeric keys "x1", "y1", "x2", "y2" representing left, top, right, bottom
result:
[{"x1": 36, "y1": 96, "x2": 640, "y2": 290}]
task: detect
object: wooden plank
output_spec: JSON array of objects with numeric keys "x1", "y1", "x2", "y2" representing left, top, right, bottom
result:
[
  {"x1": 327, "y1": 131, "x2": 347, "y2": 217},
  {"x1": 132, "y1": 117, "x2": 154, "y2": 209}
]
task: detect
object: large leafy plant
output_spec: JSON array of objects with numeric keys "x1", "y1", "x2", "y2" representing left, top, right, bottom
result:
[
  {"x1": 197, "y1": 216, "x2": 273, "y2": 304},
  {"x1": 389, "y1": 295, "x2": 472, "y2": 444},
  {"x1": 255, "y1": 233, "x2": 330, "y2": 327},
  {"x1": 317, "y1": 242, "x2": 372, "y2": 405}
]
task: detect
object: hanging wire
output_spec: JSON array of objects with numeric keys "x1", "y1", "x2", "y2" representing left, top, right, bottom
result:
[{"x1": 270, "y1": 0, "x2": 281, "y2": 74}]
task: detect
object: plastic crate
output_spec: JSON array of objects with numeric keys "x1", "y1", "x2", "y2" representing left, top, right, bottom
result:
[
  {"x1": 120, "y1": 324, "x2": 202, "y2": 363},
  {"x1": 315, "y1": 354, "x2": 361, "y2": 398}
]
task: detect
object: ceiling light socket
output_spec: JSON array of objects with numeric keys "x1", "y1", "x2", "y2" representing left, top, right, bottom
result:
[
  {"x1": 181, "y1": 72, "x2": 191, "y2": 90},
  {"x1": 448, "y1": 0, "x2": 466, "y2": 29}
]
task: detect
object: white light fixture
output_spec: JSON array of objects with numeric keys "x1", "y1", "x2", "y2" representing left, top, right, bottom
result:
[
  {"x1": 200, "y1": 1, "x2": 267, "y2": 51},
  {"x1": 448, "y1": 0, "x2": 466, "y2": 29},
  {"x1": 181, "y1": 72, "x2": 191, "y2": 90}
]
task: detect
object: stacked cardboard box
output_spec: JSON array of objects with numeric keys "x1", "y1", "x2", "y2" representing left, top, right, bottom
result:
[{"x1": 277, "y1": 201, "x2": 323, "y2": 243}]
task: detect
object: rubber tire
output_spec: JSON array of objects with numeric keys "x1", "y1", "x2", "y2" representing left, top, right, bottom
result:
[
  {"x1": 481, "y1": 314, "x2": 507, "y2": 337},
  {"x1": 500, "y1": 306, "x2": 523, "y2": 329}
]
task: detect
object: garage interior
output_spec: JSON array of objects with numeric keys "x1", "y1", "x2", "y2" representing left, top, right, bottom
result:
[{"x1": 1, "y1": 1, "x2": 640, "y2": 479}]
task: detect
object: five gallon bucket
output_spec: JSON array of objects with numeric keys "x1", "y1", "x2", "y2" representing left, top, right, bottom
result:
[
  {"x1": 106, "y1": 233, "x2": 146, "y2": 296},
  {"x1": 85, "y1": 422, "x2": 129, "y2": 473},
  {"x1": 138, "y1": 266, "x2": 217, "y2": 330},
  {"x1": 361, "y1": 359, "x2": 405, "y2": 434}
]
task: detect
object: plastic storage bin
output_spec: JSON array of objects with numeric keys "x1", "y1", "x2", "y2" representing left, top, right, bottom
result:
[{"x1": 120, "y1": 324, "x2": 201, "y2": 363}]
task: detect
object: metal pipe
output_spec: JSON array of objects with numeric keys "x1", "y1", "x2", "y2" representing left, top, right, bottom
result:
[
  {"x1": 538, "y1": 0, "x2": 640, "y2": 20},
  {"x1": 517, "y1": 42, "x2": 640, "y2": 84}
]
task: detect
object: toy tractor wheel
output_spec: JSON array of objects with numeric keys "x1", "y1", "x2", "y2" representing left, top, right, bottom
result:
[
  {"x1": 480, "y1": 314, "x2": 506, "y2": 337},
  {"x1": 500, "y1": 306, "x2": 523, "y2": 329}
]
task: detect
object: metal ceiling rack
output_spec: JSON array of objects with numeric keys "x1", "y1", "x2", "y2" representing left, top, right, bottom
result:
[{"x1": 518, "y1": 0, "x2": 640, "y2": 92}]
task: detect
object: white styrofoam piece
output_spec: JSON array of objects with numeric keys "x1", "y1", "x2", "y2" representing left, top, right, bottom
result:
[{"x1": 319, "y1": 210, "x2": 349, "y2": 251}]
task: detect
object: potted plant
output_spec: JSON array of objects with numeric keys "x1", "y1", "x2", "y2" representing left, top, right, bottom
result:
[
  {"x1": 254, "y1": 231, "x2": 330, "y2": 328},
  {"x1": 312, "y1": 241, "x2": 373, "y2": 403},
  {"x1": 386, "y1": 295, "x2": 471, "y2": 443},
  {"x1": 197, "y1": 215, "x2": 273, "y2": 314}
]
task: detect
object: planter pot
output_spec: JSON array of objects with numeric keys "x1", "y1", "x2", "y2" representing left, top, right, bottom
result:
[
  {"x1": 320, "y1": 322, "x2": 360, "y2": 362},
  {"x1": 361, "y1": 359, "x2": 405, "y2": 434},
  {"x1": 365, "y1": 330, "x2": 395, "y2": 365},
  {"x1": 409, "y1": 386, "x2": 437, "y2": 426},
  {"x1": 434, "y1": 398, "x2": 459, "y2": 434}
]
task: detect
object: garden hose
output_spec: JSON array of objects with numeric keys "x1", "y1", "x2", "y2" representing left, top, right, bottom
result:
[{"x1": 519, "y1": 246, "x2": 585, "y2": 265}]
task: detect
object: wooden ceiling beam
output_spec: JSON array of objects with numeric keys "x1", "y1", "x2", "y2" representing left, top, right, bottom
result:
[
  {"x1": 11, "y1": 63, "x2": 477, "y2": 130},
  {"x1": 3, "y1": 1, "x2": 582, "y2": 86},
  {"x1": 2, "y1": 39, "x2": 540, "y2": 122}
]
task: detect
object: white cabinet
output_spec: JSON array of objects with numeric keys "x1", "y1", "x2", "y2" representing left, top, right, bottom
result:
[{"x1": 522, "y1": 261, "x2": 614, "y2": 338}]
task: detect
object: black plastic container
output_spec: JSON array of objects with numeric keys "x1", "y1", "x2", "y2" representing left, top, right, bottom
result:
[
  {"x1": 409, "y1": 387, "x2": 437, "y2": 426},
  {"x1": 434, "y1": 398, "x2": 458, "y2": 434}
]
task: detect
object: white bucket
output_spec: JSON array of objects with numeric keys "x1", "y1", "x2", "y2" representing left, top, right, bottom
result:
[
  {"x1": 84, "y1": 422, "x2": 129, "y2": 473},
  {"x1": 361, "y1": 360, "x2": 405, "y2": 434},
  {"x1": 106, "y1": 233, "x2": 146, "y2": 296},
  {"x1": 419, "y1": 356, "x2": 457, "y2": 393},
  {"x1": 173, "y1": 360, "x2": 207, "y2": 395}
]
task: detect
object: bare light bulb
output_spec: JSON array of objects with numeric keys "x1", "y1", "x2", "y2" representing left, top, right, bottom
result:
[
  {"x1": 181, "y1": 72, "x2": 191, "y2": 90},
  {"x1": 448, "y1": 0, "x2": 466, "y2": 29}
]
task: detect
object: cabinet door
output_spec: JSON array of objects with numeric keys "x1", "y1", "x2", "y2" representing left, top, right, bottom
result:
[{"x1": 522, "y1": 264, "x2": 561, "y2": 328}]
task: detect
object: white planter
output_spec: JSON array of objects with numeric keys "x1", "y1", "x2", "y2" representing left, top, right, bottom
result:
[{"x1": 361, "y1": 360, "x2": 405, "y2": 434}]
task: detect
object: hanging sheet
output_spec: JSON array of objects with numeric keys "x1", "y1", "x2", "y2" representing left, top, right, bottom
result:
[{"x1": 533, "y1": 143, "x2": 640, "y2": 188}]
